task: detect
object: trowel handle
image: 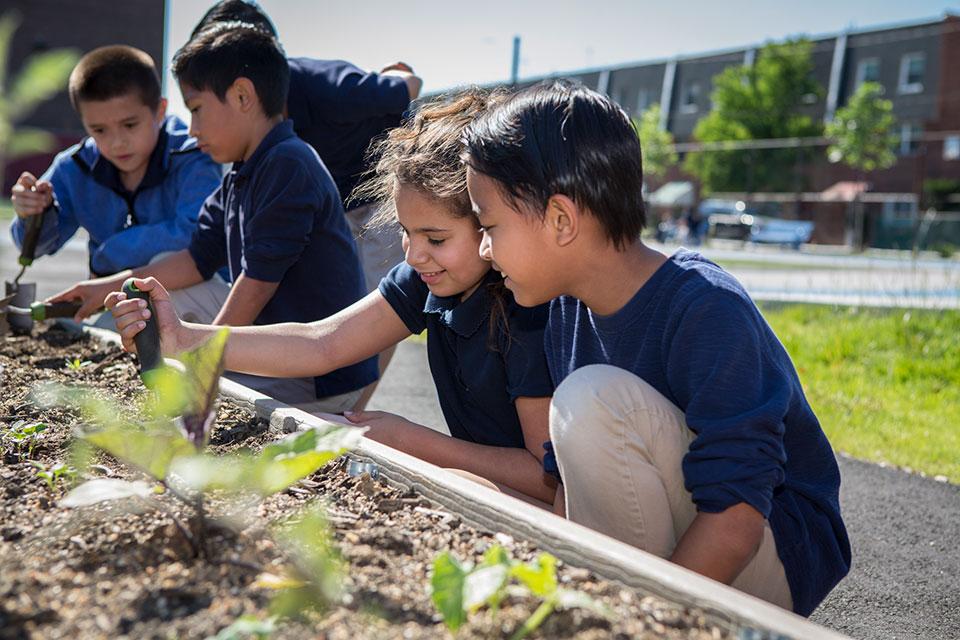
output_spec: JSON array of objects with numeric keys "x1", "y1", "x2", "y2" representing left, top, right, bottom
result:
[
  {"x1": 19, "y1": 211, "x2": 45, "y2": 267},
  {"x1": 31, "y1": 300, "x2": 83, "y2": 321},
  {"x1": 121, "y1": 278, "x2": 163, "y2": 375}
]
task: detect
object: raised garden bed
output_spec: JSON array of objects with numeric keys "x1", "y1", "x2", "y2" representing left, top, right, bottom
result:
[{"x1": 0, "y1": 325, "x2": 843, "y2": 639}]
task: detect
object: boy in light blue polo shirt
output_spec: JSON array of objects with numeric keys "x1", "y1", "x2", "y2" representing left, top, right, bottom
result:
[{"x1": 10, "y1": 45, "x2": 223, "y2": 322}]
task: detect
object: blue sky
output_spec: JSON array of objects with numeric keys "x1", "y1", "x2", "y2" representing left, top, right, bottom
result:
[{"x1": 163, "y1": 0, "x2": 958, "y2": 118}]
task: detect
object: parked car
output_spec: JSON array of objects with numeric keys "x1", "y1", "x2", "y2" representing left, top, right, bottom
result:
[{"x1": 749, "y1": 216, "x2": 814, "y2": 249}]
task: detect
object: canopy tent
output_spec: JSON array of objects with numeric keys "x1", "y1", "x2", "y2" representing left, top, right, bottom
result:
[{"x1": 647, "y1": 181, "x2": 695, "y2": 208}]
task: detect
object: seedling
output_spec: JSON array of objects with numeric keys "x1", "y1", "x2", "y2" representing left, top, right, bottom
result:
[
  {"x1": 209, "y1": 615, "x2": 276, "y2": 640},
  {"x1": 3, "y1": 420, "x2": 47, "y2": 459},
  {"x1": 430, "y1": 544, "x2": 613, "y2": 639},
  {"x1": 31, "y1": 460, "x2": 78, "y2": 491},
  {"x1": 42, "y1": 328, "x2": 365, "y2": 562},
  {"x1": 63, "y1": 356, "x2": 92, "y2": 372}
]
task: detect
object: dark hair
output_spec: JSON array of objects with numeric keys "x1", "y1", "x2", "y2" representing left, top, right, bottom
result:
[
  {"x1": 462, "y1": 80, "x2": 646, "y2": 249},
  {"x1": 191, "y1": 0, "x2": 277, "y2": 39},
  {"x1": 172, "y1": 22, "x2": 289, "y2": 118},
  {"x1": 353, "y1": 87, "x2": 515, "y2": 347},
  {"x1": 68, "y1": 45, "x2": 161, "y2": 111}
]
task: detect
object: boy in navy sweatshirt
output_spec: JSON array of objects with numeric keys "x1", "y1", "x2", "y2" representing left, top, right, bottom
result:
[{"x1": 462, "y1": 81, "x2": 850, "y2": 616}]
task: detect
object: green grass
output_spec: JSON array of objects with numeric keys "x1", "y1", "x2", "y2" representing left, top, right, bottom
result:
[
  {"x1": 0, "y1": 199, "x2": 13, "y2": 221},
  {"x1": 760, "y1": 303, "x2": 960, "y2": 482}
]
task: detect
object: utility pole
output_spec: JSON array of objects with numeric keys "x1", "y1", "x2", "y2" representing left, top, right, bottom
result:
[{"x1": 511, "y1": 36, "x2": 520, "y2": 86}]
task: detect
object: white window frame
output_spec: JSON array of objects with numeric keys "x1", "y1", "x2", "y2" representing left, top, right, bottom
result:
[
  {"x1": 680, "y1": 82, "x2": 700, "y2": 114},
  {"x1": 637, "y1": 88, "x2": 651, "y2": 113},
  {"x1": 899, "y1": 122, "x2": 922, "y2": 155},
  {"x1": 898, "y1": 53, "x2": 925, "y2": 94},
  {"x1": 855, "y1": 58, "x2": 880, "y2": 90},
  {"x1": 944, "y1": 135, "x2": 960, "y2": 161}
]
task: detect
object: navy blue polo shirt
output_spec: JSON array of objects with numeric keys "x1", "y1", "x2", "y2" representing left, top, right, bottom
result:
[
  {"x1": 379, "y1": 263, "x2": 553, "y2": 446},
  {"x1": 545, "y1": 249, "x2": 850, "y2": 616},
  {"x1": 188, "y1": 120, "x2": 377, "y2": 398},
  {"x1": 286, "y1": 58, "x2": 411, "y2": 209}
]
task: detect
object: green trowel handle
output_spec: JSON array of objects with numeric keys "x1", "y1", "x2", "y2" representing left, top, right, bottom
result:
[
  {"x1": 19, "y1": 212, "x2": 45, "y2": 267},
  {"x1": 30, "y1": 300, "x2": 82, "y2": 321},
  {"x1": 121, "y1": 278, "x2": 163, "y2": 376}
]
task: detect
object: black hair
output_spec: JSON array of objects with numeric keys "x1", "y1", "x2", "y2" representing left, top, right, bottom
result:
[
  {"x1": 462, "y1": 80, "x2": 646, "y2": 249},
  {"x1": 68, "y1": 45, "x2": 161, "y2": 111},
  {"x1": 172, "y1": 22, "x2": 289, "y2": 118},
  {"x1": 191, "y1": 0, "x2": 277, "y2": 39}
]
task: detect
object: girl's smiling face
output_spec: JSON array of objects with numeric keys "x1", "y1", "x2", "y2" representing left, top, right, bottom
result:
[{"x1": 395, "y1": 183, "x2": 490, "y2": 300}]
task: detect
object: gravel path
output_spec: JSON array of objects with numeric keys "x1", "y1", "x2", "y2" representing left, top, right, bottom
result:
[{"x1": 371, "y1": 341, "x2": 960, "y2": 640}]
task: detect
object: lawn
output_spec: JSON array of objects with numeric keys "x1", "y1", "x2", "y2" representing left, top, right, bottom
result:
[
  {"x1": 760, "y1": 303, "x2": 960, "y2": 482},
  {"x1": 0, "y1": 198, "x2": 13, "y2": 220}
]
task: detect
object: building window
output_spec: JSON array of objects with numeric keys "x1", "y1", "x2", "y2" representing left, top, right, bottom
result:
[
  {"x1": 899, "y1": 122, "x2": 923, "y2": 155},
  {"x1": 680, "y1": 82, "x2": 700, "y2": 113},
  {"x1": 882, "y1": 200, "x2": 916, "y2": 224},
  {"x1": 898, "y1": 53, "x2": 925, "y2": 94},
  {"x1": 637, "y1": 88, "x2": 652, "y2": 113},
  {"x1": 855, "y1": 58, "x2": 880, "y2": 90},
  {"x1": 944, "y1": 135, "x2": 960, "y2": 161}
]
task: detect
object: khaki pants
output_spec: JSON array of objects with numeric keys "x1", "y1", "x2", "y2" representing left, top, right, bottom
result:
[
  {"x1": 550, "y1": 364, "x2": 793, "y2": 611},
  {"x1": 345, "y1": 203, "x2": 405, "y2": 293}
]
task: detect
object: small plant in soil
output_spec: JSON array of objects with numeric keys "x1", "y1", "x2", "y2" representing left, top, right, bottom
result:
[
  {"x1": 63, "y1": 355, "x2": 92, "y2": 371},
  {"x1": 3, "y1": 419, "x2": 48, "y2": 459},
  {"x1": 430, "y1": 543, "x2": 613, "y2": 639},
  {"x1": 31, "y1": 459, "x2": 78, "y2": 491},
  {"x1": 40, "y1": 328, "x2": 364, "y2": 571}
]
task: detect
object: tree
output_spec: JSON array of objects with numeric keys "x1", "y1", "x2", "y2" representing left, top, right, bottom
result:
[
  {"x1": 683, "y1": 39, "x2": 824, "y2": 194},
  {"x1": 634, "y1": 103, "x2": 677, "y2": 179},
  {"x1": 0, "y1": 11, "x2": 79, "y2": 185},
  {"x1": 825, "y1": 82, "x2": 897, "y2": 172}
]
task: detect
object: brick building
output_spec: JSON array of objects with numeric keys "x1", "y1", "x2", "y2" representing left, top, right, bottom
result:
[
  {"x1": 514, "y1": 15, "x2": 960, "y2": 247},
  {"x1": 3, "y1": 0, "x2": 166, "y2": 192}
]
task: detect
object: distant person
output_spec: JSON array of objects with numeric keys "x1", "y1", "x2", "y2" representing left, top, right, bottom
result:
[
  {"x1": 462, "y1": 80, "x2": 850, "y2": 615},
  {"x1": 9, "y1": 45, "x2": 223, "y2": 324},
  {"x1": 107, "y1": 88, "x2": 558, "y2": 507},
  {"x1": 56, "y1": 24, "x2": 377, "y2": 413},
  {"x1": 192, "y1": 0, "x2": 423, "y2": 408}
]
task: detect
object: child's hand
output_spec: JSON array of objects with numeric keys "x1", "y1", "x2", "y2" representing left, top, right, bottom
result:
[
  {"x1": 343, "y1": 410, "x2": 419, "y2": 449},
  {"x1": 48, "y1": 275, "x2": 127, "y2": 321},
  {"x1": 10, "y1": 172, "x2": 53, "y2": 218},
  {"x1": 105, "y1": 277, "x2": 183, "y2": 358}
]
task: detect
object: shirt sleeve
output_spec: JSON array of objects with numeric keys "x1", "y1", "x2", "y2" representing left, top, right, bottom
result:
[
  {"x1": 187, "y1": 185, "x2": 228, "y2": 280},
  {"x1": 500, "y1": 302, "x2": 555, "y2": 400},
  {"x1": 296, "y1": 60, "x2": 411, "y2": 124},
  {"x1": 377, "y1": 262, "x2": 429, "y2": 335},
  {"x1": 90, "y1": 150, "x2": 222, "y2": 274},
  {"x1": 239, "y1": 157, "x2": 327, "y2": 283},
  {"x1": 665, "y1": 290, "x2": 789, "y2": 519}
]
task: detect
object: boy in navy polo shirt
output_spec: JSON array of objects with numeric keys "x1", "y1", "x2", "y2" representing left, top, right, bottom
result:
[
  {"x1": 190, "y1": 0, "x2": 421, "y2": 409},
  {"x1": 10, "y1": 45, "x2": 223, "y2": 324},
  {"x1": 462, "y1": 81, "x2": 850, "y2": 615},
  {"x1": 106, "y1": 89, "x2": 559, "y2": 506},
  {"x1": 78, "y1": 23, "x2": 376, "y2": 411}
]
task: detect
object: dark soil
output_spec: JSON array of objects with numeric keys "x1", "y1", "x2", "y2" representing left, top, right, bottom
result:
[{"x1": 0, "y1": 325, "x2": 733, "y2": 639}]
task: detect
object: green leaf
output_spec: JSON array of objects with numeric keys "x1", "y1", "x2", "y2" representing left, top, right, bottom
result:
[
  {"x1": 84, "y1": 422, "x2": 194, "y2": 481},
  {"x1": 177, "y1": 328, "x2": 230, "y2": 448},
  {"x1": 464, "y1": 564, "x2": 509, "y2": 611},
  {"x1": 7, "y1": 48, "x2": 79, "y2": 121},
  {"x1": 251, "y1": 425, "x2": 365, "y2": 495},
  {"x1": 61, "y1": 478, "x2": 154, "y2": 507},
  {"x1": 510, "y1": 553, "x2": 558, "y2": 597},
  {"x1": 430, "y1": 552, "x2": 468, "y2": 631}
]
